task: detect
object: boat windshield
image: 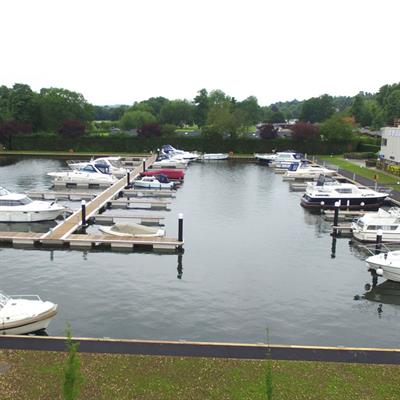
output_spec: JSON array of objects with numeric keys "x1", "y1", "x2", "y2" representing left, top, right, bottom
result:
[
  {"x1": 81, "y1": 165, "x2": 98, "y2": 173},
  {"x1": 109, "y1": 159, "x2": 123, "y2": 168},
  {"x1": 0, "y1": 292, "x2": 9, "y2": 309},
  {"x1": 288, "y1": 163, "x2": 299, "y2": 171},
  {"x1": 0, "y1": 187, "x2": 11, "y2": 196}
]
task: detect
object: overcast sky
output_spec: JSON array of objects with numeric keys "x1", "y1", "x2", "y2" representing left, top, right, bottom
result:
[{"x1": 1, "y1": 0, "x2": 399, "y2": 106}]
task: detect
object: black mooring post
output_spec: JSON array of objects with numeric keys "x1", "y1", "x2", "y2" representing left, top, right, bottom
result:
[
  {"x1": 333, "y1": 202, "x2": 340, "y2": 236},
  {"x1": 375, "y1": 230, "x2": 383, "y2": 254},
  {"x1": 81, "y1": 200, "x2": 87, "y2": 234},
  {"x1": 178, "y1": 213, "x2": 184, "y2": 242},
  {"x1": 126, "y1": 171, "x2": 130, "y2": 187},
  {"x1": 142, "y1": 158, "x2": 146, "y2": 173}
]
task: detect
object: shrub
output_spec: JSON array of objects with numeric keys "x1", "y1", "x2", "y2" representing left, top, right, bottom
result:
[
  {"x1": 291, "y1": 122, "x2": 320, "y2": 141},
  {"x1": 137, "y1": 123, "x2": 162, "y2": 138},
  {"x1": 259, "y1": 124, "x2": 278, "y2": 139},
  {"x1": 343, "y1": 151, "x2": 377, "y2": 159},
  {"x1": 58, "y1": 120, "x2": 86, "y2": 138}
]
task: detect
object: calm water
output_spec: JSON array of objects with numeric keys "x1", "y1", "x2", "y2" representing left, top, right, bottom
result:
[{"x1": 0, "y1": 158, "x2": 399, "y2": 348}]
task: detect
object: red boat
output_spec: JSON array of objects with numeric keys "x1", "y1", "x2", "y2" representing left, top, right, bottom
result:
[{"x1": 141, "y1": 169, "x2": 184, "y2": 181}]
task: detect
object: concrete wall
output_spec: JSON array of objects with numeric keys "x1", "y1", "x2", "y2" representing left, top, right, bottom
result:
[{"x1": 380, "y1": 127, "x2": 400, "y2": 164}]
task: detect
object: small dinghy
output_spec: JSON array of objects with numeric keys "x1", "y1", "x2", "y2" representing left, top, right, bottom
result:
[{"x1": 99, "y1": 223, "x2": 165, "y2": 237}]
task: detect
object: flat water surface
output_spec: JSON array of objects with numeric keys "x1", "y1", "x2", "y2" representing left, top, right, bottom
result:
[{"x1": 0, "y1": 158, "x2": 399, "y2": 348}]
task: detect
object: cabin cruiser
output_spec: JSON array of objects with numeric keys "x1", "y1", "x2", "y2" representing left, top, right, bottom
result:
[
  {"x1": 48, "y1": 163, "x2": 117, "y2": 186},
  {"x1": 201, "y1": 153, "x2": 229, "y2": 160},
  {"x1": 0, "y1": 291, "x2": 57, "y2": 334},
  {"x1": 301, "y1": 175, "x2": 388, "y2": 210},
  {"x1": 270, "y1": 152, "x2": 304, "y2": 169},
  {"x1": 366, "y1": 251, "x2": 400, "y2": 283},
  {"x1": 283, "y1": 162, "x2": 336, "y2": 180},
  {"x1": 141, "y1": 169, "x2": 184, "y2": 181},
  {"x1": 161, "y1": 144, "x2": 200, "y2": 161},
  {"x1": 99, "y1": 223, "x2": 165, "y2": 237},
  {"x1": 0, "y1": 187, "x2": 65, "y2": 222},
  {"x1": 67, "y1": 157, "x2": 128, "y2": 178},
  {"x1": 133, "y1": 175, "x2": 176, "y2": 189},
  {"x1": 352, "y1": 208, "x2": 400, "y2": 242},
  {"x1": 151, "y1": 155, "x2": 188, "y2": 169},
  {"x1": 254, "y1": 152, "x2": 278, "y2": 164}
]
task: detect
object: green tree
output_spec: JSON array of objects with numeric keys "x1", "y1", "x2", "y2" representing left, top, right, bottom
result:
[
  {"x1": 319, "y1": 114, "x2": 353, "y2": 141},
  {"x1": 119, "y1": 110, "x2": 156, "y2": 130},
  {"x1": 299, "y1": 94, "x2": 334, "y2": 123},
  {"x1": 236, "y1": 96, "x2": 261, "y2": 125},
  {"x1": 205, "y1": 101, "x2": 244, "y2": 138},
  {"x1": 0, "y1": 85, "x2": 12, "y2": 123},
  {"x1": 159, "y1": 100, "x2": 194, "y2": 126},
  {"x1": 39, "y1": 88, "x2": 93, "y2": 132},
  {"x1": 384, "y1": 89, "x2": 400, "y2": 125},
  {"x1": 63, "y1": 326, "x2": 83, "y2": 400},
  {"x1": 351, "y1": 94, "x2": 365, "y2": 124},
  {"x1": 193, "y1": 88, "x2": 209, "y2": 127},
  {"x1": 9, "y1": 84, "x2": 40, "y2": 128}
]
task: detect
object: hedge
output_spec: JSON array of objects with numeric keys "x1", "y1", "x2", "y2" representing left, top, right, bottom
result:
[
  {"x1": 8, "y1": 134, "x2": 360, "y2": 155},
  {"x1": 357, "y1": 143, "x2": 380, "y2": 153}
]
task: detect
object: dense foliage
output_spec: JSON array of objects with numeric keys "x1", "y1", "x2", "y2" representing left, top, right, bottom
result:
[{"x1": 1, "y1": 80, "x2": 400, "y2": 148}]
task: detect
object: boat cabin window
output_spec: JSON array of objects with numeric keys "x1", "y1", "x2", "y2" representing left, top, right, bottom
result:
[
  {"x1": 81, "y1": 165, "x2": 97, "y2": 173},
  {"x1": 366, "y1": 225, "x2": 398, "y2": 231},
  {"x1": 0, "y1": 198, "x2": 32, "y2": 206},
  {"x1": 288, "y1": 163, "x2": 299, "y2": 171},
  {"x1": 335, "y1": 188, "x2": 353, "y2": 194},
  {"x1": 155, "y1": 174, "x2": 169, "y2": 183},
  {"x1": 94, "y1": 163, "x2": 110, "y2": 174},
  {"x1": 0, "y1": 188, "x2": 10, "y2": 196}
]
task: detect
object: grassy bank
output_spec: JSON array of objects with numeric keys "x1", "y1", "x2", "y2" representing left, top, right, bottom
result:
[
  {"x1": 0, "y1": 350, "x2": 399, "y2": 399},
  {"x1": 318, "y1": 155, "x2": 400, "y2": 191}
]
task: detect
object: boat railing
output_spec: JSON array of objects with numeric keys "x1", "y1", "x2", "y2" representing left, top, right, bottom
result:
[
  {"x1": 353, "y1": 242, "x2": 400, "y2": 256},
  {"x1": 8, "y1": 294, "x2": 42, "y2": 301}
]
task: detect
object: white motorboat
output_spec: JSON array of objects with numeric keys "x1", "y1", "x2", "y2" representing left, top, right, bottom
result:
[
  {"x1": 151, "y1": 156, "x2": 188, "y2": 169},
  {"x1": 0, "y1": 291, "x2": 57, "y2": 335},
  {"x1": 283, "y1": 162, "x2": 336, "y2": 179},
  {"x1": 48, "y1": 163, "x2": 118, "y2": 186},
  {"x1": 0, "y1": 187, "x2": 65, "y2": 222},
  {"x1": 270, "y1": 152, "x2": 304, "y2": 169},
  {"x1": 99, "y1": 223, "x2": 165, "y2": 237},
  {"x1": 161, "y1": 144, "x2": 200, "y2": 161},
  {"x1": 352, "y1": 208, "x2": 400, "y2": 242},
  {"x1": 366, "y1": 251, "x2": 400, "y2": 282},
  {"x1": 301, "y1": 175, "x2": 388, "y2": 210},
  {"x1": 254, "y1": 153, "x2": 278, "y2": 164},
  {"x1": 133, "y1": 175, "x2": 176, "y2": 189},
  {"x1": 201, "y1": 153, "x2": 229, "y2": 160},
  {"x1": 67, "y1": 157, "x2": 128, "y2": 178}
]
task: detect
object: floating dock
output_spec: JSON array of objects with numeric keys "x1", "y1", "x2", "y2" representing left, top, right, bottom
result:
[{"x1": 0, "y1": 154, "x2": 184, "y2": 252}]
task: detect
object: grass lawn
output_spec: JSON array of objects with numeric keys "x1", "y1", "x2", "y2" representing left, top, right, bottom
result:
[
  {"x1": 318, "y1": 155, "x2": 400, "y2": 191},
  {"x1": 0, "y1": 350, "x2": 399, "y2": 399}
]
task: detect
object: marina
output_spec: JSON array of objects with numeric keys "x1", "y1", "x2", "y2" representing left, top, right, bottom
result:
[{"x1": 0, "y1": 156, "x2": 400, "y2": 348}]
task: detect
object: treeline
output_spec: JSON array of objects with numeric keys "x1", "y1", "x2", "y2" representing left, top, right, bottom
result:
[{"x1": 1, "y1": 82, "x2": 400, "y2": 145}]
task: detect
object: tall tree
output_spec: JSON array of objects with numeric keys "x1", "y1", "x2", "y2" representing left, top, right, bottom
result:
[
  {"x1": 119, "y1": 110, "x2": 156, "y2": 130},
  {"x1": 38, "y1": 88, "x2": 92, "y2": 131},
  {"x1": 159, "y1": 100, "x2": 194, "y2": 126},
  {"x1": 299, "y1": 94, "x2": 334, "y2": 123},
  {"x1": 193, "y1": 88, "x2": 209, "y2": 127},
  {"x1": 236, "y1": 96, "x2": 261, "y2": 125}
]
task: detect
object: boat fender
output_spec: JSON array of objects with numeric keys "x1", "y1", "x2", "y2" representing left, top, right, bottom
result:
[{"x1": 376, "y1": 268, "x2": 383, "y2": 277}]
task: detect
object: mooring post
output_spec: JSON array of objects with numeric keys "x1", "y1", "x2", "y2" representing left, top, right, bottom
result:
[
  {"x1": 333, "y1": 201, "x2": 340, "y2": 236},
  {"x1": 126, "y1": 171, "x2": 130, "y2": 188},
  {"x1": 81, "y1": 200, "x2": 87, "y2": 233},
  {"x1": 178, "y1": 213, "x2": 184, "y2": 243},
  {"x1": 360, "y1": 201, "x2": 365, "y2": 211},
  {"x1": 353, "y1": 172, "x2": 356, "y2": 181},
  {"x1": 320, "y1": 201, "x2": 325, "y2": 214},
  {"x1": 142, "y1": 158, "x2": 146, "y2": 173},
  {"x1": 346, "y1": 199, "x2": 350, "y2": 211},
  {"x1": 375, "y1": 229, "x2": 383, "y2": 254}
]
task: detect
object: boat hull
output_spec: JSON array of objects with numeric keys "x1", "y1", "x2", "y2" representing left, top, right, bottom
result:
[
  {"x1": 0, "y1": 306, "x2": 57, "y2": 335},
  {"x1": 301, "y1": 195, "x2": 386, "y2": 210},
  {"x1": 0, "y1": 208, "x2": 64, "y2": 222}
]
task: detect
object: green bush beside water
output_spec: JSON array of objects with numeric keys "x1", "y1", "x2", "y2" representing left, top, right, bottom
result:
[{"x1": 9, "y1": 134, "x2": 360, "y2": 155}]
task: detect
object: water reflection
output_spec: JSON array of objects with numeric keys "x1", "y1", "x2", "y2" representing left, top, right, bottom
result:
[
  {"x1": 0, "y1": 220, "x2": 56, "y2": 233},
  {"x1": 364, "y1": 279, "x2": 400, "y2": 306},
  {"x1": 177, "y1": 253, "x2": 183, "y2": 279}
]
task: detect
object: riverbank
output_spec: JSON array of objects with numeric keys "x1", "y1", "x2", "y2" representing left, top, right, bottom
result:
[{"x1": 1, "y1": 349, "x2": 399, "y2": 399}]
